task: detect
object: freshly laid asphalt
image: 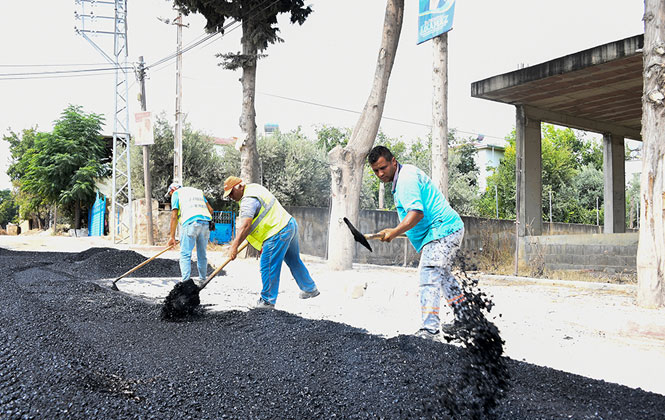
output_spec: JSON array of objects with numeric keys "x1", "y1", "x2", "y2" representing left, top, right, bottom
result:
[{"x1": 1, "y1": 246, "x2": 665, "y2": 419}]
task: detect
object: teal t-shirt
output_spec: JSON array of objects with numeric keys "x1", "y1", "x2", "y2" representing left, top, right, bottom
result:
[
  {"x1": 171, "y1": 188, "x2": 211, "y2": 227},
  {"x1": 392, "y1": 164, "x2": 463, "y2": 252}
]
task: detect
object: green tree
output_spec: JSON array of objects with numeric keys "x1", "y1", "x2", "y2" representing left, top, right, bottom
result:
[
  {"x1": 258, "y1": 128, "x2": 331, "y2": 207},
  {"x1": 52, "y1": 105, "x2": 108, "y2": 228},
  {"x1": 454, "y1": 142, "x2": 479, "y2": 185},
  {"x1": 8, "y1": 106, "x2": 109, "y2": 229},
  {"x1": 448, "y1": 149, "x2": 479, "y2": 216},
  {"x1": 0, "y1": 189, "x2": 19, "y2": 229},
  {"x1": 131, "y1": 115, "x2": 229, "y2": 209},
  {"x1": 626, "y1": 172, "x2": 641, "y2": 229},
  {"x1": 477, "y1": 124, "x2": 605, "y2": 224},
  {"x1": 173, "y1": 0, "x2": 312, "y2": 185},
  {"x1": 5, "y1": 128, "x2": 48, "y2": 227},
  {"x1": 544, "y1": 125, "x2": 602, "y2": 170},
  {"x1": 5, "y1": 128, "x2": 38, "y2": 182},
  {"x1": 315, "y1": 125, "x2": 350, "y2": 153}
]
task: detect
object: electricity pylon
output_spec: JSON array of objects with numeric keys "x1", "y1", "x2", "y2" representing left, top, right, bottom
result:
[{"x1": 75, "y1": 0, "x2": 133, "y2": 244}]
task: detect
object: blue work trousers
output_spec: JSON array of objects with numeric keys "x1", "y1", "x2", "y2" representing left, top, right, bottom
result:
[
  {"x1": 259, "y1": 217, "x2": 317, "y2": 304},
  {"x1": 179, "y1": 220, "x2": 210, "y2": 282}
]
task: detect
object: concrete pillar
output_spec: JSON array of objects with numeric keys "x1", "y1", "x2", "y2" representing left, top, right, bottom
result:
[
  {"x1": 603, "y1": 133, "x2": 626, "y2": 233},
  {"x1": 516, "y1": 106, "x2": 542, "y2": 236}
]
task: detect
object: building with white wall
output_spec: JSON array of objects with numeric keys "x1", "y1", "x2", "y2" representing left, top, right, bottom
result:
[{"x1": 474, "y1": 142, "x2": 506, "y2": 192}]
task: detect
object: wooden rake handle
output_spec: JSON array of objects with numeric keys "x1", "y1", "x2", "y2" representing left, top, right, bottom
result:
[
  {"x1": 112, "y1": 244, "x2": 175, "y2": 284},
  {"x1": 199, "y1": 241, "x2": 249, "y2": 291}
]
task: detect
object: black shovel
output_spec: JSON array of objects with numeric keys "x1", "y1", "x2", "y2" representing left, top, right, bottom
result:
[{"x1": 343, "y1": 217, "x2": 406, "y2": 252}]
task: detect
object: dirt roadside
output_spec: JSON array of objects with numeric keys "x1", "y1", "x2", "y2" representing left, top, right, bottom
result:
[{"x1": 2, "y1": 233, "x2": 664, "y2": 396}]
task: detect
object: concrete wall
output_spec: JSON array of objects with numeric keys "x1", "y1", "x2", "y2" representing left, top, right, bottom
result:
[
  {"x1": 286, "y1": 206, "x2": 638, "y2": 272},
  {"x1": 286, "y1": 207, "x2": 419, "y2": 266},
  {"x1": 121, "y1": 202, "x2": 640, "y2": 273},
  {"x1": 523, "y1": 232, "x2": 638, "y2": 273}
]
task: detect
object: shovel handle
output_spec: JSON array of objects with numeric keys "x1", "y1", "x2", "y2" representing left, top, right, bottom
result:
[
  {"x1": 365, "y1": 233, "x2": 407, "y2": 240},
  {"x1": 199, "y1": 241, "x2": 249, "y2": 290},
  {"x1": 112, "y1": 244, "x2": 175, "y2": 285}
]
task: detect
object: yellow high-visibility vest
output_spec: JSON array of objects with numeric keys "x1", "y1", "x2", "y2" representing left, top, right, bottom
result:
[{"x1": 243, "y1": 184, "x2": 291, "y2": 250}]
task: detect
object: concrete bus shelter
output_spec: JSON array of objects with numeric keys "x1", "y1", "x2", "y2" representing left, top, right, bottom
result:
[{"x1": 471, "y1": 34, "x2": 643, "y2": 237}]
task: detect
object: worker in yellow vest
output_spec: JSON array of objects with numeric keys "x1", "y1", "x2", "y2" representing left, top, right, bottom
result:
[
  {"x1": 224, "y1": 176, "x2": 320, "y2": 308},
  {"x1": 166, "y1": 183, "x2": 215, "y2": 284}
]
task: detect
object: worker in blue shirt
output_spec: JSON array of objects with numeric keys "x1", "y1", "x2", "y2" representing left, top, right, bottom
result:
[
  {"x1": 368, "y1": 145, "x2": 466, "y2": 340},
  {"x1": 166, "y1": 183, "x2": 214, "y2": 284}
]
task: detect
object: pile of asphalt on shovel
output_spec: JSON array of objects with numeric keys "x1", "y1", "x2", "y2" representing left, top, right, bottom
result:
[{"x1": 2, "y1": 246, "x2": 665, "y2": 419}]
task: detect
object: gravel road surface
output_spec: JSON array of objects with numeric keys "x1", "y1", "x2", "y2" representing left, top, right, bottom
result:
[{"x1": 1, "y1": 241, "x2": 665, "y2": 419}]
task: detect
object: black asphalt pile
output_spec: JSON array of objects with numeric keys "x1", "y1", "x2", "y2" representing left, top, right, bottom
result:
[
  {"x1": 2, "y1": 247, "x2": 665, "y2": 419},
  {"x1": 57, "y1": 247, "x2": 209, "y2": 279},
  {"x1": 160, "y1": 278, "x2": 201, "y2": 320}
]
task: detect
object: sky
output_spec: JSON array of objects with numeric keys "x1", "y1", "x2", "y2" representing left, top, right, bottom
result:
[{"x1": 0, "y1": 0, "x2": 646, "y2": 190}]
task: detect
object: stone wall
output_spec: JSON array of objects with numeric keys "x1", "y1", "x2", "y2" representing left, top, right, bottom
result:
[
  {"x1": 132, "y1": 199, "x2": 163, "y2": 245},
  {"x1": 6, "y1": 223, "x2": 20, "y2": 236}
]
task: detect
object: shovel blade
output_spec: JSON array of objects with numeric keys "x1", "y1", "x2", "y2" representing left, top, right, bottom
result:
[{"x1": 343, "y1": 217, "x2": 373, "y2": 252}]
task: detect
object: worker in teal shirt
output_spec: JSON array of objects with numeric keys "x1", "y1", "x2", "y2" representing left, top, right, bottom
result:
[
  {"x1": 368, "y1": 145, "x2": 466, "y2": 340},
  {"x1": 166, "y1": 183, "x2": 214, "y2": 284}
]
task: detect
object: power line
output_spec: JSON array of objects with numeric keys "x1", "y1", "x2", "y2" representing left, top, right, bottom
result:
[
  {"x1": 0, "y1": 62, "x2": 111, "y2": 68},
  {"x1": 0, "y1": 66, "x2": 131, "y2": 78},
  {"x1": 147, "y1": 32, "x2": 219, "y2": 69},
  {"x1": 258, "y1": 92, "x2": 508, "y2": 141},
  {"x1": 146, "y1": 0, "x2": 280, "y2": 70},
  {"x1": 0, "y1": 71, "x2": 120, "y2": 81},
  {"x1": 0, "y1": 0, "x2": 279, "y2": 81}
]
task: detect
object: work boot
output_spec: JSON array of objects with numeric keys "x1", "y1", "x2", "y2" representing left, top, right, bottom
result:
[
  {"x1": 440, "y1": 320, "x2": 468, "y2": 339},
  {"x1": 414, "y1": 328, "x2": 440, "y2": 341},
  {"x1": 255, "y1": 298, "x2": 275, "y2": 309},
  {"x1": 299, "y1": 288, "x2": 320, "y2": 299}
]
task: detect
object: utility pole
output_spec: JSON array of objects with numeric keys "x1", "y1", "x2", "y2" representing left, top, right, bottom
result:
[
  {"x1": 378, "y1": 182, "x2": 385, "y2": 209},
  {"x1": 495, "y1": 185, "x2": 499, "y2": 219},
  {"x1": 136, "y1": 56, "x2": 154, "y2": 245},
  {"x1": 431, "y1": 32, "x2": 449, "y2": 197},
  {"x1": 174, "y1": 13, "x2": 185, "y2": 185},
  {"x1": 549, "y1": 189, "x2": 553, "y2": 224}
]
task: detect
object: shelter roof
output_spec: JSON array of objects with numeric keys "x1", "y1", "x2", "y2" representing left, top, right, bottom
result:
[{"x1": 471, "y1": 35, "x2": 644, "y2": 140}]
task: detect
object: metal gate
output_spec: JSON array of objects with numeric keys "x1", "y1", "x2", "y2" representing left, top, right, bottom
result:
[
  {"x1": 210, "y1": 211, "x2": 235, "y2": 244},
  {"x1": 88, "y1": 192, "x2": 106, "y2": 236}
]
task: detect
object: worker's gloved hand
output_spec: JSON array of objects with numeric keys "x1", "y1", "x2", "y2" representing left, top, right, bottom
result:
[
  {"x1": 379, "y1": 228, "x2": 397, "y2": 242},
  {"x1": 208, "y1": 220, "x2": 216, "y2": 231}
]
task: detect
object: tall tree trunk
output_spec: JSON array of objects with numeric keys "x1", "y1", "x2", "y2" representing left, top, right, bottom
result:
[
  {"x1": 74, "y1": 200, "x2": 81, "y2": 230},
  {"x1": 637, "y1": 0, "x2": 665, "y2": 308},
  {"x1": 52, "y1": 205, "x2": 57, "y2": 235},
  {"x1": 327, "y1": 0, "x2": 404, "y2": 271},
  {"x1": 431, "y1": 33, "x2": 449, "y2": 197},
  {"x1": 239, "y1": 19, "x2": 261, "y2": 184}
]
